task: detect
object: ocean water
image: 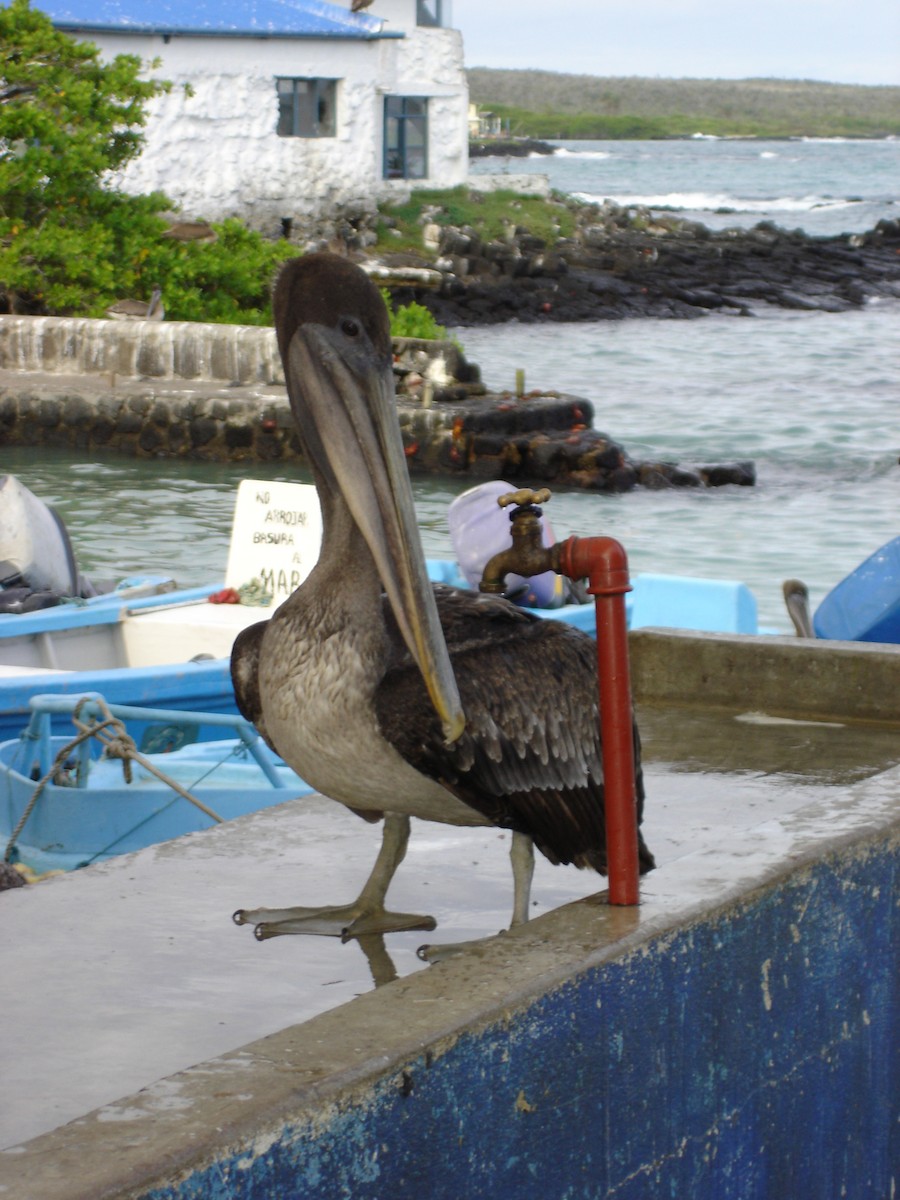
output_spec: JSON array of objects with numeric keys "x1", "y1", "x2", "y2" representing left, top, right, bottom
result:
[
  {"x1": 452, "y1": 304, "x2": 899, "y2": 631},
  {"x1": 471, "y1": 136, "x2": 900, "y2": 235},
  {"x1": 5, "y1": 140, "x2": 898, "y2": 634}
]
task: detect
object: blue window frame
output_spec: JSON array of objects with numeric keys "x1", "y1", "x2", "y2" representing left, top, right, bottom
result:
[
  {"x1": 417, "y1": 0, "x2": 450, "y2": 26},
  {"x1": 276, "y1": 78, "x2": 337, "y2": 138},
  {"x1": 383, "y1": 96, "x2": 428, "y2": 180}
]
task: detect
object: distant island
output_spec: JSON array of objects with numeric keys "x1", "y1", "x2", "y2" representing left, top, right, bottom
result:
[{"x1": 467, "y1": 70, "x2": 900, "y2": 139}]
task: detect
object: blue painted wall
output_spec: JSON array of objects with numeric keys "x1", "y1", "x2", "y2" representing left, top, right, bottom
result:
[{"x1": 145, "y1": 838, "x2": 898, "y2": 1199}]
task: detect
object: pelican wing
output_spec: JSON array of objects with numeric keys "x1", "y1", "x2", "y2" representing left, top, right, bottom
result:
[
  {"x1": 376, "y1": 586, "x2": 652, "y2": 875},
  {"x1": 231, "y1": 621, "x2": 281, "y2": 754}
]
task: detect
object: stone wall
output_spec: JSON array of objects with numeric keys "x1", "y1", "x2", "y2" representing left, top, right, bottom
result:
[
  {"x1": 0, "y1": 316, "x2": 283, "y2": 385},
  {"x1": 0, "y1": 315, "x2": 754, "y2": 491},
  {"x1": 0, "y1": 317, "x2": 491, "y2": 466}
]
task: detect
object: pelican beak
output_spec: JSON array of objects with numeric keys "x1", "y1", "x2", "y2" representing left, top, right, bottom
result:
[{"x1": 285, "y1": 323, "x2": 465, "y2": 744}]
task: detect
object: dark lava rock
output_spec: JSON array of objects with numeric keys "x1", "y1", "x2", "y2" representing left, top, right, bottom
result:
[
  {"x1": 469, "y1": 138, "x2": 555, "y2": 158},
  {"x1": 393, "y1": 210, "x2": 900, "y2": 327},
  {"x1": 639, "y1": 462, "x2": 703, "y2": 489},
  {"x1": 698, "y1": 461, "x2": 756, "y2": 487},
  {"x1": 401, "y1": 389, "x2": 756, "y2": 494}
]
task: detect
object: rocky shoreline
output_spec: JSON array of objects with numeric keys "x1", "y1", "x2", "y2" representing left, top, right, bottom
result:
[
  {"x1": 2, "y1": 202, "x2": 897, "y2": 491},
  {"x1": 370, "y1": 203, "x2": 900, "y2": 325},
  {"x1": 468, "y1": 138, "x2": 556, "y2": 158}
]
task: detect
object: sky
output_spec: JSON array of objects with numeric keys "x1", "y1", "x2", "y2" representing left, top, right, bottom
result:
[{"x1": 451, "y1": 0, "x2": 900, "y2": 87}]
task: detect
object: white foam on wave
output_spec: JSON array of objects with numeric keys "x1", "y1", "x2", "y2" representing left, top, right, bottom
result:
[
  {"x1": 552, "y1": 147, "x2": 612, "y2": 159},
  {"x1": 573, "y1": 189, "x2": 857, "y2": 214}
]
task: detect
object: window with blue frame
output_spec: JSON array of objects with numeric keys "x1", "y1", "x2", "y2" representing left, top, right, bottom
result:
[
  {"x1": 417, "y1": 0, "x2": 450, "y2": 26},
  {"x1": 383, "y1": 96, "x2": 428, "y2": 179},
  {"x1": 276, "y1": 78, "x2": 337, "y2": 137}
]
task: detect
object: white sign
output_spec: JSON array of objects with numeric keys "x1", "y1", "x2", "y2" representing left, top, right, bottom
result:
[{"x1": 225, "y1": 479, "x2": 323, "y2": 603}]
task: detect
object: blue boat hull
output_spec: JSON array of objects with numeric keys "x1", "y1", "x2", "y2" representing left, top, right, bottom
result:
[{"x1": 814, "y1": 536, "x2": 900, "y2": 643}]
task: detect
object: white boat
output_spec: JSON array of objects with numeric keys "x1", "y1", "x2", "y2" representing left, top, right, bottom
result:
[
  {"x1": 0, "y1": 478, "x2": 322, "y2": 739},
  {"x1": 0, "y1": 476, "x2": 763, "y2": 744}
]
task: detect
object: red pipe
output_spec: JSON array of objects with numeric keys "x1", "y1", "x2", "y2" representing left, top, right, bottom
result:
[{"x1": 556, "y1": 535, "x2": 640, "y2": 905}]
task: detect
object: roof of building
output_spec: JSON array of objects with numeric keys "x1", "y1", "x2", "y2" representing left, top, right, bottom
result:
[{"x1": 41, "y1": 0, "x2": 398, "y2": 38}]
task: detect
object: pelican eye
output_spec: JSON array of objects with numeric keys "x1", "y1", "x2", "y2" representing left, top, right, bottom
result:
[{"x1": 341, "y1": 317, "x2": 361, "y2": 337}]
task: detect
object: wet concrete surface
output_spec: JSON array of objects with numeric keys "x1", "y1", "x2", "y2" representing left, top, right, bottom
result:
[{"x1": 2, "y1": 701, "x2": 898, "y2": 1152}]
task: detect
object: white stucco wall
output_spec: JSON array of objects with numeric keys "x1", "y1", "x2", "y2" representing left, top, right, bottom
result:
[{"x1": 84, "y1": 11, "x2": 467, "y2": 231}]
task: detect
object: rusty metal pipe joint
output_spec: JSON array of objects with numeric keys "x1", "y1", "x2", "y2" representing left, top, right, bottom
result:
[{"x1": 477, "y1": 489, "x2": 640, "y2": 907}]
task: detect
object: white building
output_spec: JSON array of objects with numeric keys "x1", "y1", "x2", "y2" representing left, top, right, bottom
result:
[{"x1": 41, "y1": 0, "x2": 468, "y2": 231}]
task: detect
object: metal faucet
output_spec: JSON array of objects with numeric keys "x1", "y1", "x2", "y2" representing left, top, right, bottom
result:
[{"x1": 479, "y1": 488, "x2": 559, "y2": 594}]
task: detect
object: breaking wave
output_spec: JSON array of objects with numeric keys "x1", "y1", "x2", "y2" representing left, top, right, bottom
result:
[{"x1": 572, "y1": 190, "x2": 859, "y2": 215}]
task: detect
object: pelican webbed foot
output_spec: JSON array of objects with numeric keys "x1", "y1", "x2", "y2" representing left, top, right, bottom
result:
[
  {"x1": 233, "y1": 902, "x2": 436, "y2": 942},
  {"x1": 416, "y1": 929, "x2": 507, "y2": 963},
  {"x1": 416, "y1": 831, "x2": 534, "y2": 963},
  {"x1": 232, "y1": 813, "x2": 437, "y2": 944}
]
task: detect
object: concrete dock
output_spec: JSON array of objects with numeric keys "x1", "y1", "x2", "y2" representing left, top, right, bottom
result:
[{"x1": 1, "y1": 631, "x2": 898, "y2": 1198}]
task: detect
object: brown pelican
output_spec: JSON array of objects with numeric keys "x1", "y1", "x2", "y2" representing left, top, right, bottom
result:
[
  {"x1": 782, "y1": 578, "x2": 816, "y2": 637},
  {"x1": 105, "y1": 287, "x2": 164, "y2": 321},
  {"x1": 231, "y1": 254, "x2": 653, "y2": 950}
]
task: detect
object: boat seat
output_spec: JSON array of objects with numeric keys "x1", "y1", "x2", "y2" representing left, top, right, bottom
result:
[
  {"x1": 630, "y1": 573, "x2": 758, "y2": 634},
  {"x1": 426, "y1": 559, "x2": 469, "y2": 589}
]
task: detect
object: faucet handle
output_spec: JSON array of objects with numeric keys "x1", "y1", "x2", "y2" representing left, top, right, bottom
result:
[{"x1": 497, "y1": 487, "x2": 551, "y2": 510}]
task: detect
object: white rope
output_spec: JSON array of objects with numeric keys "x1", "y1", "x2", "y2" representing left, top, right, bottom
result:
[{"x1": 3, "y1": 697, "x2": 224, "y2": 864}]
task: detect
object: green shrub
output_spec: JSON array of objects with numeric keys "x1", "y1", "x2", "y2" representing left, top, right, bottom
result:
[
  {"x1": 0, "y1": 0, "x2": 169, "y2": 314},
  {"x1": 0, "y1": 1, "x2": 294, "y2": 322},
  {"x1": 381, "y1": 290, "x2": 449, "y2": 341},
  {"x1": 145, "y1": 223, "x2": 296, "y2": 325}
]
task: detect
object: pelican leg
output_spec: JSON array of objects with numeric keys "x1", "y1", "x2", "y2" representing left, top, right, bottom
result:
[
  {"x1": 509, "y1": 830, "x2": 535, "y2": 926},
  {"x1": 417, "y1": 831, "x2": 535, "y2": 963},
  {"x1": 232, "y1": 814, "x2": 437, "y2": 942}
]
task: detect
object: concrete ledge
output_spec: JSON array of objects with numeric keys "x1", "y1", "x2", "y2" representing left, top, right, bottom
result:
[
  {"x1": 4, "y1": 772, "x2": 897, "y2": 1199},
  {"x1": 2, "y1": 631, "x2": 898, "y2": 1198},
  {"x1": 630, "y1": 628, "x2": 900, "y2": 723}
]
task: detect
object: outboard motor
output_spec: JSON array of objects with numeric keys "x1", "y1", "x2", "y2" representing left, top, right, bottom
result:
[{"x1": 0, "y1": 475, "x2": 97, "y2": 613}]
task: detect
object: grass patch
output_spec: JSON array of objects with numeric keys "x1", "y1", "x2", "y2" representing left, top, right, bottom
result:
[
  {"x1": 377, "y1": 185, "x2": 576, "y2": 256},
  {"x1": 380, "y1": 289, "x2": 450, "y2": 340}
]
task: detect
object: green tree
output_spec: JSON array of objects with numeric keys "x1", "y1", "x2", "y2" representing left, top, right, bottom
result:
[
  {"x1": 0, "y1": 0, "x2": 172, "y2": 313},
  {"x1": 0, "y1": 1, "x2": 295, "y2": 322}
]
